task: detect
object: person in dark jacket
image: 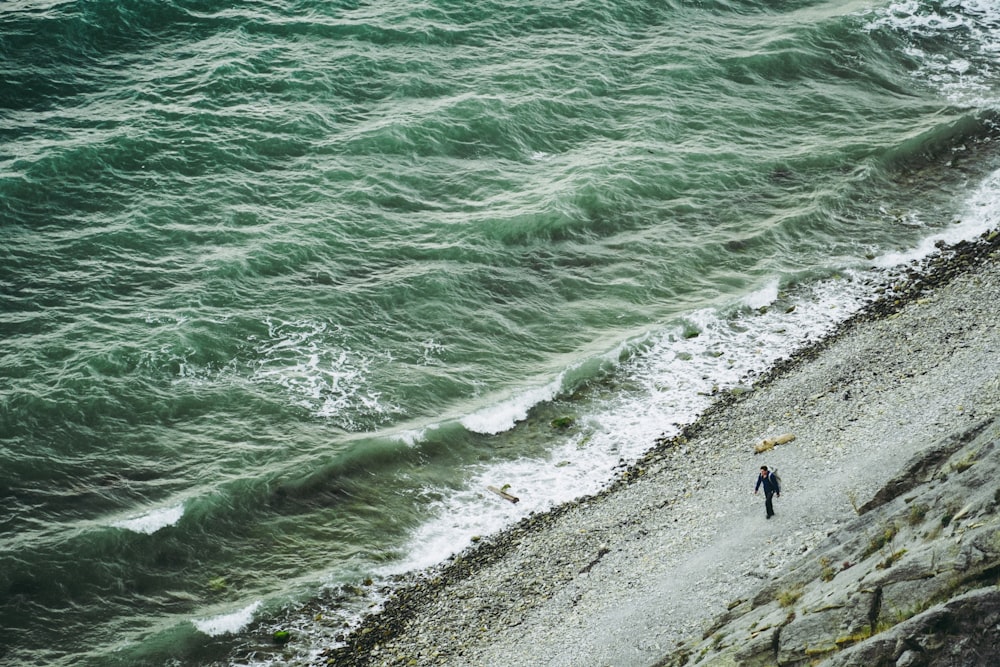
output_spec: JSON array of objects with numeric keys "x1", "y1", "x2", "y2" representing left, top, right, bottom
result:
[{"x1": 754, "y1": 465, "x2": 780, "y2": 518}]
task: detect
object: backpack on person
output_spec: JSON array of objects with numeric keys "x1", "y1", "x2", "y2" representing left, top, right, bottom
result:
[{"x1": 770, "y1": 468, "x2": 782, "y2": 491}]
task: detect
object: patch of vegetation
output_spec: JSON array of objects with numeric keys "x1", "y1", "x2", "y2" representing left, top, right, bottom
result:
[
  {"x1": 819, "y1": 557, "x2": 836, "y2": 582},
  {"x1": 876, "y1": 549, "x2": 907, "y2": 570},
  {"x1": 777, "y1": 585, "x2": 804, "y2": 608},
  {"x1": 847, "y1": 490, "x2": 861, "y2": 514},
  {"x1": 874, "y1": 601, "x2": 932, "y2": 633},
  {"x1": 804, "y1": 644, "x2": 838, "y2": 657},
  {"x1": 550, "y1": 416, "x2": 575, "y2": 429},
  {"x1": 907, "y1": 503, "x2": 930, "y2": 526},
  {"x1": 862, "y1": 523, "x2": 899, "y2": 559},
  {"x1": 834, "y1": 627, "x2": 872, "y2": 647},
  {"x1": 952, "y1": 451, "x2": 977, "y2": 473}
]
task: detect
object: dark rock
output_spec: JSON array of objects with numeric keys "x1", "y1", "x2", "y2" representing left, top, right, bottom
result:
[{"x1": 827, "y1": 588, "x2": 1000, "y2": 667}]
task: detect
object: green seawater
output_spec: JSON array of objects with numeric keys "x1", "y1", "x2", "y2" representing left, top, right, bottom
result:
[{"x1": 2, "y1": 0, "x2": 1000, "y2": 664}]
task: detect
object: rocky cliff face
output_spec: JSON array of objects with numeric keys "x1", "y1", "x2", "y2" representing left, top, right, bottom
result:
[{"x1": 660, "y1": 417, "x2": 1000, "y2": 667}]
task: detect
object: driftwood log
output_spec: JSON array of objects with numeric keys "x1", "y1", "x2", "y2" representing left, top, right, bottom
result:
[
  {"x1": 754, "y1": 432, "x2": 796, "y2": 454},
  {"x1": 487, "y1": 485, "x2": 520, "y2": 504}
]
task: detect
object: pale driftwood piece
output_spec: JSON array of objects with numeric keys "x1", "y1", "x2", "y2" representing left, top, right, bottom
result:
[
  {"x1": 487, "y1": 485, "x2": 520, "y2": 504},
  {"x1": 754, "y1": 432, "x2": 796, "y2": 454}
]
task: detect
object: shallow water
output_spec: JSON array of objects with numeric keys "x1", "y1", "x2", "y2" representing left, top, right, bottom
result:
[{"x1": 2, "y1": 0, "x2": 1000, "y2": 664}]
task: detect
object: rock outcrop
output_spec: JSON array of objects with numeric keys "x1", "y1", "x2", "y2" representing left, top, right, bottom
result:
[{"x1": 659, "y1": 417, "x2": 1000, "y2": 667}]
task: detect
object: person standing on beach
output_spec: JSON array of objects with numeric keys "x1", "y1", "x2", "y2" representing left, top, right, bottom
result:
[{"x1": 754, "y1": 466, "x2": 780, "y2": 519}]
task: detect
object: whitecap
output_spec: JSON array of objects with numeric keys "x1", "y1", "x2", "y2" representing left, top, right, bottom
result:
[
  {"x1": 741, "y1": 278, "x2": 780, "y2": 310},
  {"x1": 192, "y1": 600, "x2": 262, "y2": 637},
  {"x1": 460, "y1": 377, "x2": 564, "y2": 435},
  {"x1": 112, "y1": 503, "x2": 184, "y2": 535},
  {"x1": 390, "y1": 424, "x2": 439, "y2": 447}
]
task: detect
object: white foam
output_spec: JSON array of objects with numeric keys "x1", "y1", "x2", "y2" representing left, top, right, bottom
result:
[
  {"x1": 741, "y1": 278, "x2": 780, "y2": 310},
  {"x1": 963, "y1": 166, "x2": 1000, "y2": 225},
  {"x1": 192, "y1": 600, "x2": 262, "y2": 637},
  {"x1": 112, "y1": 503, "x2": 184, "y2": 535},
  {"x1": 460, "y1": 376, "x2": 565, "y2": 435},
  {"x1": 863, "y1": 0, "x2": 1000, "y2": 108},
  {"x1": 252, "y1": 318, "x2": 390, "y2": 425},
  {"x1": 385, "y1": 432, "x2": 628, "y2": 575},
  {"x1": 875, "y1": 167, "x2": 1000, "y2": 267},
  {"x1": 390, "y1": 424, "x2": 439, "y2": 447}
]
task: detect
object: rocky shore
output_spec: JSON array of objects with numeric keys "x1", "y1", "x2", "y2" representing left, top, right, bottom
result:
[{"x1": 318, "y1": 229, "x2": 1000, "y2": 667}]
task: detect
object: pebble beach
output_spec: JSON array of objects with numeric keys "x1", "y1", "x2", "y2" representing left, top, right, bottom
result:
[{"x1": 320, "y1": 230, "x2": 1000, "y2": 667}]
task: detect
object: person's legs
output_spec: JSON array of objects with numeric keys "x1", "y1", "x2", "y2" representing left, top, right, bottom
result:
[{"x1": 765, "y1": 491, "x2": 774, "y2": 518}]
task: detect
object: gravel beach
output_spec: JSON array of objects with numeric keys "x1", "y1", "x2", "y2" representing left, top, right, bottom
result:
[{"x1": 321, "y1": 233, "x2": 1000, "y2": 667}]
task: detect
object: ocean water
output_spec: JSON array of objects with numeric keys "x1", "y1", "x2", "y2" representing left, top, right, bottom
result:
[{"x1": 2, "y1": 0, "x2": 1000, "y2": 664}]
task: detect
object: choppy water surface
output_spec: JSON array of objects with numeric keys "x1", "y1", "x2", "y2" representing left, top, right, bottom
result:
[{"x1": 2, "y1": 0, "x2": 1000, "y2": 664}]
